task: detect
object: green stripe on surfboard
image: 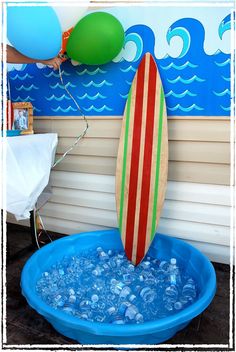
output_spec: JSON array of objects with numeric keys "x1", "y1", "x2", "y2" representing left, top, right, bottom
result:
[
  {"x1": 150, "y1": 87, "x2": 164, "y2": 241},
  {"x1": 119, "y1": 87, "x2": 132, "y2": 231}
]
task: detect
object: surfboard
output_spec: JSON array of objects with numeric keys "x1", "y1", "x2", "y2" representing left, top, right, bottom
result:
[{"x1": 116, "y1": 53, "x2": 168, "y2": 265}]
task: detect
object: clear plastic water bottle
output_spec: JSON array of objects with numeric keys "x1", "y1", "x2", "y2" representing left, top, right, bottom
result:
[
  {"x1": 92, "y1": 266, "x2": 103, "y2": 276},
  {"x1": 117, "y1": 301, "x2": 131, "y2": 316},
  {"x1": 115, "y1": 258, "x2": 122, "y2": 267},
  {"x1": 62, "y1": 303, "x2": 76, "y2": 315},
  {"x1": 120, "y1": 286, "x2": 131, "y2": 299},
  {"x1": 54, "y1": 294, "x2": 65, "y2": 307},
  {"x1": 95, "y1": 301, "x2": 105, "y2": 313},
  {"x1": 125, "y1": 304, "x2": 139, "y2": 320},
  {"x1": 168, "y1": 258, "x2": 181, "y2": 285},
  {"x1": 102, "y1": 263, "x2": 110, "y2": 271},
  {"x1": 155, "y1": 268, "x2": 167, "y2": 283},
  {"x1": 99, "y1": 251, "x2": 109, "y2": 261},
  {"x1": 80, "y1": 312, "x2": 89, "y2": 320},
  {"x1": 182, "y1": 278, "x2": 197, "y2": 301},
  {"x1": 127, "y1": 263, "x2": 135, "y2": 272},
  {"x1": 68, "y1": 294, "x2": 76, "y2": 304},
  {"x1": 140, "y1": 261, "x2": 151, "y2": 270},
  {"x1": 110, "y1": 280, "x2": 126, "y2": 295},
  {"x1": 108, "y1": 249, "x2": 113, "y2": 256},
  {"x1": 174, "y1": 301, "x2": 183, "y2": 310},
  {"x1": 95, "y1": 314, "x2": 106, "y2": 322},
  {"x1": 128, "y1": 294, "x2": 137, "y2": 304},
  {"x1": 139, "y1": 274, "x2": 144, "y2": 282},
  {"x1": 140, "y1": 287, "x2": 156, "y2": 303},
  {"x1": 91, "y1": 294, "x2": 99, "y2": 303},
  {"x1": 123, "y1": 273, "x2": 132, "y2": 284},
  {"x1": 79, "y1": 299, "x2": 91, "y2": 310},
  {"x1": 62, "y1": 307, "x2": 75, "y2": 315},
  {"x1": 107, "y1": 306, "x2": 116, "y2": 316},
  {"x1": 145, "y1": 273, "x2": 156, "y2": 286},
  {"x1": 164, "y1": 302, "x2": 173, "y2": 312},
  {"x1": 68, "y1": 288, "x2": 75, "y2": 295},
  {"x1": 96, "y1": 247, "x2": 103, "y2": 254},
  {"x1": 58, "y1": 268, "x2": 65, "y2": 276},
  {"x1": 135, "y1": 313, "x2": 144, "y2": 323},
  {"x1": 112, "y1": 316, "x2": 125, "y2": 324},
  {"x1": 159, "y1": 260, "x2": 169, "y2": 271},
  {"x1": 164, "y1": 284, "x2": 178, "y2": 302}
]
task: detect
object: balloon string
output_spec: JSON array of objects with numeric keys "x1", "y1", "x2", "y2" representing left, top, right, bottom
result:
[{"x1": 52, "y1": 64, "x2": 89, "y2": 168}]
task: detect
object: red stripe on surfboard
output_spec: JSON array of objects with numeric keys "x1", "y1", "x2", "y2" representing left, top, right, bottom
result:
[
  {"x1": 124, "y1": 56, "x2": 146, "y2": 260},
  {"x1": 136, "y1": 56, "x2": 157, "y2": 264}
]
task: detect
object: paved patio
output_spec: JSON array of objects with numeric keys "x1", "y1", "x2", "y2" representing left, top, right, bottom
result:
[{"x1": 5, "y1": 223, "x2": 230, "y2": 349}]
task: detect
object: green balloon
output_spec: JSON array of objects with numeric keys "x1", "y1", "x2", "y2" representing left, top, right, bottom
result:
[{"x1": 66, "y1": 12, "x2": 125, "y2": 65}]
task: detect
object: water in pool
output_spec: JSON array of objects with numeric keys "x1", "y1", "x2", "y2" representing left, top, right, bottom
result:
[{"x1": 36, "y1": 247, "x2": 197, "y2": 324}]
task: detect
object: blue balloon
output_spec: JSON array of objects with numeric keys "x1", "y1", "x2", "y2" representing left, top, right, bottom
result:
[{"x1": 7, "y1": 6, "x2": 62, "y2": 60}]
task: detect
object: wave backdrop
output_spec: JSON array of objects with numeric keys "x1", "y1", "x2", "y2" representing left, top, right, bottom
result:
[{"x1": 8, "y1": 7, "x2": 232, "y2": 116}]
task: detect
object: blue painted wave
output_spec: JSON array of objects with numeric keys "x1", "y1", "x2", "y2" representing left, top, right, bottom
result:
[
  {"x1": 167, "y1": 103, "x2": 204, "y2": 112},
  {"x1": 120, "y1": 66, "x2": 137, "y2": 73},
  {"x1": 11, "y1": 73, "x2": 33, "y2": 80},
  {"x1": 13, "y1": 95, "x2": 35, "y2": 102},
  {"x1": 222, "y1": 76, "x2": 230, "y2": 82},
  {"x1": 51, "y1": 106, "x2": 78, "y2": 113},
  {"x1": 214, "y1": 58, "x2": 231, "y2": 67},
  {"x1": 120, "y1": 93, "x2": 129, "y2": 99},
  {"x1": 161, "y1": 61, "x2": 198, "y2": 71},
  {"x1": 44, "y1": 71, "x2": 71, "y2": 78},
  {"x1": 50, "y1": 82, "x2": 76, "y2": 89},
  {"x1": 83, "y1": 105, "x2": 113, "y2": 113},
  {"x1": 167, "y1": 26, "x2": 191, "y2": 58},
  {"x1": 45, "y1": 94, "x2": 71, "y2": 102},
  {"x1": 76, "y1": 68, "x2": 107, "y2": 76},
  {"x1": 219, "y1": 14, "x2": 231, "y2": 39},
  {"x1": 15, "y1": 84, "x2": 39, "y2": 91},
  {"x1": 220, "y1": 105, "x2": 231, "y2": 112},
  {"x1": 77, "y1": 93, "x2": 106, "y2": 100},
  {"x1": 213, "y1": 89, "x2": 230, "y2": 97},
  {"x1": 33, "y1": 107, "x2": 41, "y2": 112},
  {"x1": 167, "y1": 75, "x2": 205, "y2": 84},
  {"x1": 115, "y1": 32, "x2": 143, "y2": 63},
  {"x1": 165, "y1": 90, "x2": 197, "y2": 98},
  {"x1": 82, "y1": 80, "x2": 113, "y2": 88}
]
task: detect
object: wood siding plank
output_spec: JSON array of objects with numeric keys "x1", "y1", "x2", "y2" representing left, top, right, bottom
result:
[
  {"x1": 56, "y1": 138, "x2": 230, "y2": 164},
  {"x1": 34, "y1": 116, "x2": 230, "y2": 142},
  {"x1": 168, "y1": 161, "x2": 230, "y2": 185},
  {"x1": 169, "y1": 141, "x2": 230, "y2": 164},
  {"x1": 53, "y1": 155, "x2": 230, "y2": 185},
  {"x1": 49, "y1": 187, "x2": 230, "y2": 227},
  {"x1": 50, "y1": 172, "x2": 231, "y2": 206},
  {"x1": 167, "y1": 119, "x2": 230, "y2": 142}
]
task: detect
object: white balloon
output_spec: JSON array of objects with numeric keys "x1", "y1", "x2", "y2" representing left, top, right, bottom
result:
[{"x1": 53, "y1": 4, "x2": 89, "y2": 32}]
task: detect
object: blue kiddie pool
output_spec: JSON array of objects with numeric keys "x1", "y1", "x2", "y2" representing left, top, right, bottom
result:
[{"x1": 21, "y1": 229, "x2": 216, "y2": 345}]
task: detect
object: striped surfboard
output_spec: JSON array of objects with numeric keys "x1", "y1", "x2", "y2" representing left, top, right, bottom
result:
[{"x1": 116, "y1": 53, "x2": 168, "y2": 265}]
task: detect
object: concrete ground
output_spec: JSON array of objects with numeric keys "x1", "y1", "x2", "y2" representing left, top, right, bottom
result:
[{"x1": 5, "y1": 223, "x2": 231, "y2": 350}]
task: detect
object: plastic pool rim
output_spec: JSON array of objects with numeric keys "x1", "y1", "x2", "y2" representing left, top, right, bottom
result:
[{"x1": 21, "y1": 230, "x2": 216, "y2": 339}]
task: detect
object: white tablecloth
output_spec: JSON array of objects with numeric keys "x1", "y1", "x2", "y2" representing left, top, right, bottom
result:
[{"x1": 5, "y1": 133, "x2": 58, "y2": 220}]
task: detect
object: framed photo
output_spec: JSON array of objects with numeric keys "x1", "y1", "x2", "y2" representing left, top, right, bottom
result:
[{"x1": 12, "y1": 102, "x2": 34, "y2": 135}]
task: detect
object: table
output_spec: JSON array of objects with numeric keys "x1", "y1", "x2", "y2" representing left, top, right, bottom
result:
[{"x1": 4, "y1": 133, "x2": 58, "y2": 260}]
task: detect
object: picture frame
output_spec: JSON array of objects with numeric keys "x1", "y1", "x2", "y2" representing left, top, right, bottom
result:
[{"x1": 12, "y1": 102, "x2": 34, "y2": 135}]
